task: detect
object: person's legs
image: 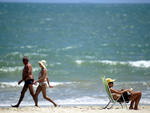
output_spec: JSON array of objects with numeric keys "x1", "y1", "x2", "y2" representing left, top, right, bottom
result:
[
  {"x1": 34, "y1": 85, "x2": 42, "y2": 107},
  {"x1": 129, "y1": 91, "x2": 142, "y2": 110},
  {"x1": 134, "y1": 92, "x2": 142, "y2": 110},
  {"x1": 12, "y1": 84, "x2": 28, "y2": 107},
  {"x1": 41, "y1": 85, "x2": 57, "y2": 107},
  {"x1": 129, "y1": 100, "x2": 135, "y2": 109},
  {"x1": 28, "y1": 84, "x2": 36, "y2": 106}
]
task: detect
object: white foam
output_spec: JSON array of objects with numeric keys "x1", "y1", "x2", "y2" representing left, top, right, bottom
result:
[
  {"x1": 61, "y1": 46, "x2": 78, "y2": 51},
  {"x1": 37, "y1": 48, "x2": 51, "y2": 52},
  {"x1": 51, "y1": 82, "x2": 76, "y2": 86},
  {"x1": 101, "y1": 60, "x2": 150, "y2": 68},
  {"x1": 0, "y1": 81, "x2": 77, "y2": 88},
  {"x1": 0, "y1": 66, "x2": 39, "y2": 72},
  {"x1": 8, "y1": 51, "x2": 20, "y2": 55},
  {"x1": 20, "y1": 45, "x2": 36, "y2": 49},
  {"x1": 85, "y1": 56, "x2": 95, "y2": 59},
  {"x1": 0, "y1": 66, "x2": 23, "y2": 72},
  {"x1": 33, "y1": 67, "x2": 40, "y2": 72},
  {"x1": 75, "y1": 59, "x2": 150, "y2": 68},
  {"x1": 75, "y1": 60, "x2": 84, "y2": 65},
  {"x1": 49, "y1": 62, "x2": 62, "y2": 67},
  {"x1": 128, "y1": 60, "x2": 150, "y2": 68},
  {"x1": 0, "y1": 81, "x2": 23, "y2": 88},
  {"x1": 24, "y1": 52, "x2": 47, "y2": 57},
  {"x1": 63, "y1": 46, "x2": 74, "y2": 50}
]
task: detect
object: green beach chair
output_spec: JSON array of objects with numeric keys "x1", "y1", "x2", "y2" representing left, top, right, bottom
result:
[{"x1": 101, "y1": 76, "x2": 128, "y2": 109}]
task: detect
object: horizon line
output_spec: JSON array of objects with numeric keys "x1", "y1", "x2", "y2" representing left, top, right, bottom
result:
[
  {"x1": 0, "y1": 0, "x2": 150, "y2": 4},
  {"x1": 0, "y1": 2, "x2": 150, "y2": 4}
]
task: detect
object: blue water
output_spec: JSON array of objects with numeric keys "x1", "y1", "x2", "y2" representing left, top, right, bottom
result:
[{"x1": 0, "y1": 3, "x2": 150, "y2": 106}]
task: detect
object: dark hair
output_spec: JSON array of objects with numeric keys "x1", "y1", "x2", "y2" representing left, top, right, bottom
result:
[
  {"x1": 108, "y1": 82, "x2": 114, "y2": 84},
  {"x1": 23, "y1": 56, "x2": 29, "y2": 62}
]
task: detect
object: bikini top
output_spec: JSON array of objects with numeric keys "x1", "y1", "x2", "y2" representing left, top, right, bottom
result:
[{"x1": 38, "y1": 69, "x2": 47, "y2": 79}]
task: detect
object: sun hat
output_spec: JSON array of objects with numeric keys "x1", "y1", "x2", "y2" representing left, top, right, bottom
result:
[
  {"x1": 105, "y1": 78, "x2": 116, "y2": 83},
  {"x1": 38, "y1": 60, "x2": 47, "y2": 69}
]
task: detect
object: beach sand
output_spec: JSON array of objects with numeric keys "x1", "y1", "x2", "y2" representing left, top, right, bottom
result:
[{"x1": 0, "y1": 106, "x2": 150, "y2": 113}]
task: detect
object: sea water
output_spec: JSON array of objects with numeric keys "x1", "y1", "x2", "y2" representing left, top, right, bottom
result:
[{"x1": 0, "y1": 3, "x2": 150, "y2": 106}]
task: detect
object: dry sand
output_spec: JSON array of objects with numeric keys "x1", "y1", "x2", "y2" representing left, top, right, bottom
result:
[{"x1": 0, "y1": 105, "x2": 150, "y2": 113}]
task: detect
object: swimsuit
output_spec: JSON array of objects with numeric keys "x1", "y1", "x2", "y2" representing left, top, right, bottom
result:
[
  {"x1": 39, "y1": 81, "x2": 48, "y2": 86},
  {"x1": 117, "y1": 92, "x2": 131, "y2": 103},
  {"x1": 38, "y1": 70, "x2": 48, "y2": 86},
  {"x1": 25, "y1": 79, "x2": 34, "y2": 85}
]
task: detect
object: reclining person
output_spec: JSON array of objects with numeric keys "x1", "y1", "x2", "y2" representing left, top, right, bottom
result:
[{"x1": 106, "y1": 78, "x2": 142, "y2": 110}]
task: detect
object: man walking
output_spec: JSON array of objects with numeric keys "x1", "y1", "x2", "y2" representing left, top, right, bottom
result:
[{"x1": 12, "y1": 56, "x2": 36, "y2": 107}]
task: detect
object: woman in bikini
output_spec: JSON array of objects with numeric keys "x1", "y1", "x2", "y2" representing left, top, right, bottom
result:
[
  {"x1": 34, "y1": 60, "x2": 57, "y2": 107},
  {"x1": 106, "y1": 78, "x2": 142, "y2": 110}
]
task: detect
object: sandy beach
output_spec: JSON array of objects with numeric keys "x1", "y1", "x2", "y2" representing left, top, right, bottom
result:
[{"x1": 0, "y1": 105, "x2": 150, "y2": 113}]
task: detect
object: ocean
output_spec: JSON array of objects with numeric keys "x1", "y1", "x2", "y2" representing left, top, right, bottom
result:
[{"x1": 0, "y1": 3, "x2": 150, "y2": 106}]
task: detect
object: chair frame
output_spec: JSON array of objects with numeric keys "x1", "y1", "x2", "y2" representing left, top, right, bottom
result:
[{"x1": 101, "y1": 76, "x2": 128, "y2": 109}]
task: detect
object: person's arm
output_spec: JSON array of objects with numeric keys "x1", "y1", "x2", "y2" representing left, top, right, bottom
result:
[
  {"x1": 47, "y1": 78, "x2": 53, "y2": 88},
  {"x1": 110, "y1": 88, "x2": 132, "y2": 94},
  {"x1": 22, "y1": 68, "x2": 26, "y2": 81},
  {"x1": 121, "y1": 89, "x2": 132, "y2": 93},
  {"x1": 18, "y1": 67, "x2": 27, "y2": 85},
  {"x1": 18, "y1": 79, "x2": 23, "y2": 85}
]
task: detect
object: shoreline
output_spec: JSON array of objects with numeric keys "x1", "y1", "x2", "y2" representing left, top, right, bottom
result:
[
  {"x1": 0, "y1": 105, "x2": 150, "y2": 113},
  {"x1": 0, "y1": 103, "x2": 150, "y2": 108}
]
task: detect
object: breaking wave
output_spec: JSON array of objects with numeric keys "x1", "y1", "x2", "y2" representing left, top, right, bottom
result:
[
  {"x1": 75, "y1": 60, "x2": 150, "y2": 68},
  {"x1": 0, "y1": 66, "x2": 39, "y2": 72},
  {"x1": 0, "y1": 81, "x2": 78, "y2": 88}
]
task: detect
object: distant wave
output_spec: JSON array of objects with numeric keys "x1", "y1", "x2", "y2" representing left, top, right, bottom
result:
[
  {"x1": 0, "y1": 81, "x2": 21, "y2": 88},
  {"x1": 37, "y1": 48, "x2": 52, "y2": 52},
  {"x1": 5, "y1": 52, "x2": 47, "y2": 58},
  {"x1": 57, "y1": 45, "x2": 82, "y2": 51},
  {"x1": 62, "y1": 46, "x2": 76, "y2": 50},
  {"x1": 128, "y1": 61, "x2": 150, "y2": 68},
  {"x1": 24, "y1": 52, "x2": 47, "y2": 57},
  {"x1": 49, "y1": 62, "x2": 62, "y2": 67},
  {"x1": 0, "y1": 62, "x2": 62, "y2": 72},
  {"x1": 0, "y1": 66, "x2": 39, "y2": 72},
  {"x1": 1, "y1": 60, "x2": 149, "y2": 73},
  {"x1": 0, "y1": 81, "x2": 77, "y2": 88},
  {"x1": 0, "y1": 66, "x2": 23, "y2": 72},
  {"x1": 20, "y1": 45, "x2": 36, "y2": 49},
  {"x1": 116, "y1": 81, "x2": 150, "y2": 91},
  {"x1": 75, "y1": 60, "x2": 150, "y2": 68}
]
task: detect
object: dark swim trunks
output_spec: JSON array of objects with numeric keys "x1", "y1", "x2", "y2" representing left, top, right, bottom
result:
[
  {"x1": 117, "y1": 92, "x2": 131, "y2": 103},
  {"x1": 25, "y1": 79, "x2": 34, "y2": 85}
]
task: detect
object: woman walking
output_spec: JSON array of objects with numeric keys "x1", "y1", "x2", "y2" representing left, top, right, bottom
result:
[{"x1": 34, "y1": 60, "x2": 57, "y2": 107}]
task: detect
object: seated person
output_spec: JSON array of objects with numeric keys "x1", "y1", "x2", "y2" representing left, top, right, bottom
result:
[{"x1": 106, "y1": 78, "x2": 142, "y2": 110}]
